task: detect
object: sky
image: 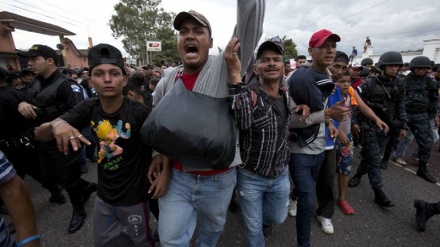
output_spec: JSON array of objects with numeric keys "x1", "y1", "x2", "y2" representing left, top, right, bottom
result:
[{"x1": 2, "y1": 0, "x2": 439, "y2": 60}]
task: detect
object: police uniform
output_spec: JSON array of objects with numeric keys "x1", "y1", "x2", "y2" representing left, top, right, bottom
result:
[
  {"x1": 0, "y1": 85, "x2": 43, "y2": 183},
  {"x1": 404, "y1": 71, "x2": 439, "y2": 183},
  {"x1": 353, "y1": 73, "x2": 407, "y2": 207},
  {"x1": 26, "y1": 69, "x2": 96, "y2": 233}
]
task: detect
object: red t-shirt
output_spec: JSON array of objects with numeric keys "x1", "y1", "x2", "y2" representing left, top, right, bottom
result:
[{"x1": 173, "y1": 70, "x2": 232, "y2": 175}]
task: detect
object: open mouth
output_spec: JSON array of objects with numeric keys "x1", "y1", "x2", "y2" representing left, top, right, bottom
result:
[{"x1": 185, "y1": 44, "x2": 199, "y2": 54}]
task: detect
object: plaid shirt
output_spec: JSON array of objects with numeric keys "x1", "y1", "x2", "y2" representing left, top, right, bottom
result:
[{"x1": 228, "y1": 79, "x2": 290, "y2": 178}]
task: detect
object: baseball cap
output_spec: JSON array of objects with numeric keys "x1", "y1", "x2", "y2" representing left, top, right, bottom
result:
[
  {"x1": 256, "y1": 36, "x2": 284, "y2": 59},
  {"x1": 349, "y1": 62, "x2": 363, "y2": 70},
  {"x1": 334, "y1": 51, "x2": 349, "y2": 63},
  {"x1": 309, "y1": 29, "x2": 341, "y2": 48},
  {"x1": 20, "y1": 68, "x2": 34, "y2": 76},
  {"x1": 142, "y1": 65, "x2": 153, "y2": 70},
  {"x1": 17, "y1": 44, "x2": 59, "y2": 64},
  {"x1": 88, "y1": 43, "x2": 126, "y2": 75},
  {"x1": 174, "y1": 10, "x2": 212, "y2": 36}
]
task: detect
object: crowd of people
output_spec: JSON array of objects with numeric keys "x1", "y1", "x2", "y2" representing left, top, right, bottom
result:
[{"x1": 0, "y1": 1, "x2": 440, "y2": 246}]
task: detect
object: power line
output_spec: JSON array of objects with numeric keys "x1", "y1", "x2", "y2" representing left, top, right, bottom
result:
[
  {"x1": 328, "y1": 0, "x2": 393, "y2": 25},
  {"x1": 3, "y1": 2, "x2": 112, "y2": 37},
  {"x1": 32, "y1": 0, "x2": 108, "y2": 27},
  {"x1": 4, "y1": 3, "x2": 80, "y2": 27}
]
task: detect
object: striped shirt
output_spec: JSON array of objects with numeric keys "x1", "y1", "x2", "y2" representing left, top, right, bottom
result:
[
  {"x1": 0, "y1": 151, "x2": 17, "y2": 247},
  {"x1": 228, "y1": 79, "x2": 290, "y2": 178}
]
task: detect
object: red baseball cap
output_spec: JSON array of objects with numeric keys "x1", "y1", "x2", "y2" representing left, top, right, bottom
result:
[{"x1": 309, "y1": 29, "x2": 341, "y2": 48}]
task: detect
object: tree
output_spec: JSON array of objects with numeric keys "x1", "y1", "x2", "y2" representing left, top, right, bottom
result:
[
  {"x1": 109, "y1": 0, "x2": 180, "y2": 65},
  {"x1": 282, "y1": 36, "x2": 298, "y2": 60}
]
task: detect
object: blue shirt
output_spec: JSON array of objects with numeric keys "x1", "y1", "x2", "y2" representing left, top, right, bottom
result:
[{"x1": 325, "y1": 87, "x2": 342, "y2": 149}]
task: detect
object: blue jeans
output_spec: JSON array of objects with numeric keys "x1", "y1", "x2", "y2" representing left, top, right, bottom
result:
[
  {"x1": 393, "y1": 129, "x2": 414, "y2": 158},
  {"x1": 289, "y1": 152, "x2": 325, "y2": 247},
  {"x1": 158, "y1": 167, "x2": 236, "y2": 247},
  {"x1": 237, "y1": 166, "x2": 290, "y2": 247}
]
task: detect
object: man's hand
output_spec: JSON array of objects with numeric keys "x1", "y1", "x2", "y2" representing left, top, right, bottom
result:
[
  {"x1": 434, "y1": 115, "x2": 440, "y2": 128},
  {"x1": 18, "y1": 102, "x2": 38, "y2": 119},
  {"x1": 325, "y1": 99, "x2": 349, "y2": 122},
  {"x1": 337, "y1": 129, "x2": 349, "y2": 146},
  {"x1": 148, "y1": 155, "x2": 170, "y2": 199},
  {"x1": 327, "y1": 121, "x2": 339, "y2": 139},
  {"x1": 295, "y1": 104, "x2": 310, "y2": 122},
  {"x1": 351, "y1": 124, "x2": 361, "y2": 139},
  {"x1": 50, "y1": 118, "x2": 90, "y2": 154},
  {"x1": 224, "y1": 37, "x2": 242, "y2": 84},
  {"x1": 375, "y1": 119, "x2": 389, "y2": 135},
  {"x1": 398, "y1": 129, "x2": 407, "y2": 141}
]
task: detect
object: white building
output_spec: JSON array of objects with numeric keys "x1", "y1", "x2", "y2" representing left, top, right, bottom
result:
[{"x1": 353, "y1": 39, "x2": 440, "y2": 65}]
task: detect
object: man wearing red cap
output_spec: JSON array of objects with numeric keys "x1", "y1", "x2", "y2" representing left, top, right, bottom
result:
[
  {"x1": 287, "y1": 29, "x2": 349, "y2": 247},
  {"x1": 348, "y1": 62, "x2": 364, "y2": 88}
]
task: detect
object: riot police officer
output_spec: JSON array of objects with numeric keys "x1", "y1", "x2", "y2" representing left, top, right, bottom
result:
[
  {"x1": 15, "y1": 68, "x2": 36, "y2": 93},
  {"x1": 361, "y1": 58, "x2": 374, "y2": 68},
  {"x1": 349, "y1": 51, "x2": 408, "y2": 207},
  {"x1": 0, "y1": 67, "x2": 46, "y2": 185},
  {"x1": 17, "y1": 45, "x2": 96, "y2": 234},
  {"x1": 404, "y1": 56, "x2": 439, "y2": 183}
]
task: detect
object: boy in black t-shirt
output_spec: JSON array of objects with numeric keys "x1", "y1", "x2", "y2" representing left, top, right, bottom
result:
[{"x1": 35, "y1": 44, "x2": 157, "y2": 246}]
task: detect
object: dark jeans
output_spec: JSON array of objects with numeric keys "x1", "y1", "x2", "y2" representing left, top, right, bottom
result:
[
  {"x1": 316, "y1": 148, "x2": 336, "y2": 219},
  {"x1": 289, "y1": 152, "x2": 324, "y2": 247},
  {"x1": 39, "y1": 141, "x2": 84, "y2": 204},
  {"x1": 358, "y1": 125, "x2": 388, "y2": 189},
  {"x1": 82, "y1": 127, "x2": 97, "y2": 158},
  {"x1": 407, "y1": 113, "x2": 433, "y2": 164},
  {"x1": 1, "y1": 143, "x2": 43, "y2": 185}
]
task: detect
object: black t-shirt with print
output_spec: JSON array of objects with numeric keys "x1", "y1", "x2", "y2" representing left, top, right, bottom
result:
[{"x1": 61, "y1": 97, "x2": 152, "y2": 206}]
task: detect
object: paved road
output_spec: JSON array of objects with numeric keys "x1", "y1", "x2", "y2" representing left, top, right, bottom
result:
[{"x1": 6, "y1": 140, "x2": 440, "y2": 246}]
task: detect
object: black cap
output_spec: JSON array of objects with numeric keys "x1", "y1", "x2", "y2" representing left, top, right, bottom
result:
[
  {"x1": 17, "y1": 44, "x2": 58, "y2": 65},
  {"x1": 334, "y1": 51, "x2": 349, "y2": 63},
  {"x1": 174, "y1": 10, "x2": 212, "y2": 37},
  {"x1": 7, "y1": 71, "x2": 20, "y2": 79},
  {"x1": 256, "y1": 36, "x2": 284, "y2": 59},
  {"x1": 142, "y1": 65, "x2": 153, "y2": 70},
  {"x1": 20, "y1": 68, "x2": 34, "y2": 76},
  {"x1": 88, "y1": 44, "x2": 126, "y2": 75}
]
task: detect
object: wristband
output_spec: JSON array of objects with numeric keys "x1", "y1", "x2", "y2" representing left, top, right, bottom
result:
[
  {"x1": 51, "y1": 120, "x2": 66, "y2": 133},
  {"x1": 17, "y1": 235, "x2": 40, "y2": 247}
]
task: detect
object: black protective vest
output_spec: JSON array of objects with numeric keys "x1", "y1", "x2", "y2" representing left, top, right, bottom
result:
[
  {"x1": 363, "y1": 76, "x2": 400, "y2": 123},
  {"x1": 404, "y1": 75, "x2": 432, "y2": 110},
  {"x1": 28, "y1": 74, "x2": 71, "y2": 122}
]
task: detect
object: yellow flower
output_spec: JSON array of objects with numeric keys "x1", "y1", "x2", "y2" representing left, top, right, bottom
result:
[{"x1": 96, "y1": 120, "x2": 112, "y2": 139}]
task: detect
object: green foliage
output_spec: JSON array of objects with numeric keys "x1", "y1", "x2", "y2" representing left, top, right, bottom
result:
[
  {"x1": 282, "y1": 36, "x2": 298, "y2": 60},
  {"x1": 109, "y1": 0, "x2": 180, "y2": 65}
]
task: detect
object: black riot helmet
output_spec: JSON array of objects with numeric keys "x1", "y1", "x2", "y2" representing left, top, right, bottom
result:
[
  {"x1": 361, "y1": 58, "x2": 373, "y2": 66},
  {"x1": 376, "y1": 51, "x2": 403, "y2": 69},
  {"x1": 359, "y1": 66, "x2": 370, "y2": 78},
  {"x1": 408, "y1": 56, "x2": 431, "y2": 70}
]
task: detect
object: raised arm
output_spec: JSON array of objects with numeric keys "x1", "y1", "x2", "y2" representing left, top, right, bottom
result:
[{"x1": 234, "y1": 0, "x2": 265, "y2": 81}]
